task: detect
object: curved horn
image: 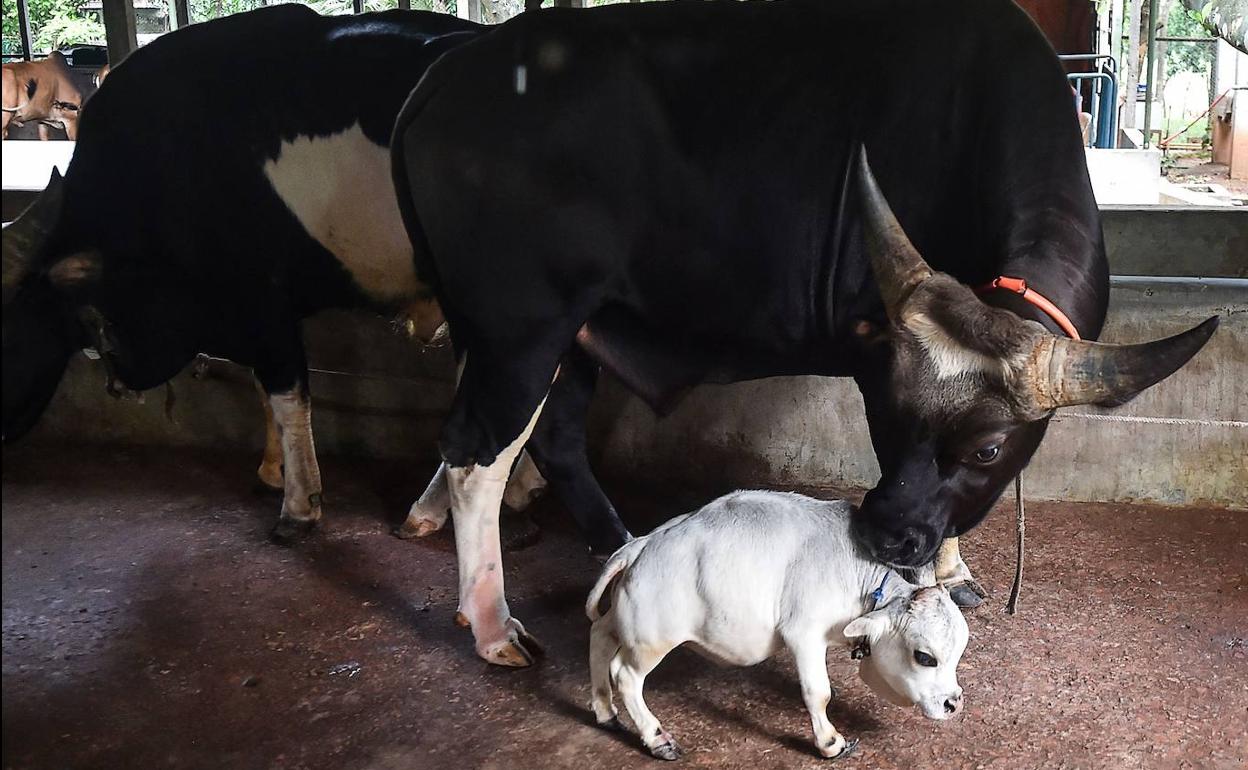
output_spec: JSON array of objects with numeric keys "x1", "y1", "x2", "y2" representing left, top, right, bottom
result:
[
  {"x1": 1028, "y1": 316, "x2": 1220, "y2": 410},
  {"x1": 3, "y1": 168, "x2": 65, "y2": 304},
  {"x1": 855, "y1": 145, "x2": 932, "y2": 321}
]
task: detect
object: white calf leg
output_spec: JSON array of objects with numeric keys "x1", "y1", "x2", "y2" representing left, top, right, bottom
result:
[
  {"x1": 788, "y1": 637, "x2": 851, "y2": 758},
  {"x1": 268, "y1": 391, "x2": 323, "y2": 536},
  {"x1": 502, "y1": 450, "x2": 547, "y2": 511},
  {"x1": 616, "y1": 648, "x2": 683, "y2": 760},
  {"x1": 397, "y1": 462, "x2": 451, "y2": 538},
  {"x1": 447, "y1": 396, "x2": 548, "y2": 667},
  {"x1": 256, "y1": 382, "x2": 283, "y2": 490},
  {"x1": 589, "y1": 615, "x2": 622, "y2": 726}
]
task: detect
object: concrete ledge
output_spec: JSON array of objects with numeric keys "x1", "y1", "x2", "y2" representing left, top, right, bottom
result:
[
  {"x1": 1101, "y1": 206, "x2": 1248, "y2": 278},
  {"x1": 23, "y1": 281, "x2": 1246, "y2": 508}
]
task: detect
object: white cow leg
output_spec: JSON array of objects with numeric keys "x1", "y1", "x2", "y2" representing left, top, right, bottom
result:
[
  {"x1": 396, "y1": 462, "x2": 451, "y2": 539},
  {"x1": 502, "y1": 450, "x2": 547, "y2": 511},
  {"x1": 616, "y1": 648, "x2": 682, "y2": 760},
  {"x1": 255, "y1": 381, "x2": 284, "y2": 491},
  {"x1": 447, "y1": 396, "x2": 548, "y2": 667},
  {"x1": 936, "y1": 537, "x2": 986, "y2": 608},
  {"x1": 269, "y1": 390, "x2": 323, "y2": 542},
  {"x1": 589, "y1": 615, "x2": 623, "y2": 728},
  {"x1": 789, "y1": 636, "x2": 853, "y2": 759},
  {"x1": 396, "y1": 449, "x2": 547, "y2": 541}
]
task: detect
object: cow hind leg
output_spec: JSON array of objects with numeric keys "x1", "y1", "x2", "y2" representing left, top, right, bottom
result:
[
  {"x1": 589, "y1": 613, "x2": 623, "y2": 729},
  {"x1": 615, "y1": 646, "x2": 682, "y2": 760},
  {"x1": 936, "y1": 537, "x2": 986, "y2": 608},
  {"x1": 443, "y1": 345, "x2": 564, "y2": 666},
  {"x1": 264, "y1": 386, "x2": 324, "y2": 543},
  {"x1": 255, "y1": 378, "x2": 284, "y2": 491},
  {"x1": 395, "y1": 452, "x2": 546, "y2": 541},
  {"x1": 254, "y1": 335, "x2": 322, "y2": 544},
  {"x1": 525, "y1": 348, "x2": 632, "y2": 558}
]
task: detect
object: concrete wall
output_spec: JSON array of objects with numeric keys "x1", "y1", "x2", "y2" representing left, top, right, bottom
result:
[{"x1": 20, "y1": 213, "x2": 1248, "y2": 508}]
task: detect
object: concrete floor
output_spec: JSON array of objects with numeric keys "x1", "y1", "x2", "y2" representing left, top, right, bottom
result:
[{"x1": 2, "y1": 444, "x2": 1246, "y2": 770}]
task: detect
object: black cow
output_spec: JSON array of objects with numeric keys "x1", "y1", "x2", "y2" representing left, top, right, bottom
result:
[
  {"x1": 1, "y1": 7, "x2": 555, "y2": 542},
  {"x1": 392, "y1": 0, "x2": 1217, "y2": 666}
]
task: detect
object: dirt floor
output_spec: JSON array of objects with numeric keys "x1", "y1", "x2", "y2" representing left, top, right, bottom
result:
[
  {"x1": 1164, "y1": 155, "x2": 1248, "y2": 201},
  {"x1": 2, "y1": 443, "x2": 1246, "y2": 770}
]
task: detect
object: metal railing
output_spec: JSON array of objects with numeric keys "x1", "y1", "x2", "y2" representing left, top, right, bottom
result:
[{"x1": 1060, "y1": 54, "x2": 1119, "y2": 149}]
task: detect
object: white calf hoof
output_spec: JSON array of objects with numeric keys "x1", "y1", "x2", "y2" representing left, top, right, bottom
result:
[
  {"x1": 648, "y1": 735, "x2": 684, "y2": 761},
  {"x1": 819, "y1": 736, "x2": 859, "y2": 760}
]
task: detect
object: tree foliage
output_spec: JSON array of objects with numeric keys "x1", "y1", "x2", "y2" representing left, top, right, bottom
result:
[{"x1": 1182, "y1": 0, "x2": 1248, "y2": 52}]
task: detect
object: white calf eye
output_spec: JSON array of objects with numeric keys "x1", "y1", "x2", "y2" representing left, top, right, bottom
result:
[{"x1": 914, "y1": 650, "x2": 938, "y2": 667}]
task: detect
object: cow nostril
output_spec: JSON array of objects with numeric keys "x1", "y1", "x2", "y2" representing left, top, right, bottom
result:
[{"x1": 944, "y1": 699, "x2": 956, "y2": 714}]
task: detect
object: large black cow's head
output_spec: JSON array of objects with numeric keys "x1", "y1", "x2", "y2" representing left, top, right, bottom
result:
[{"x1": 849, "y1": 150, "x2": 1218, "y2": 568}]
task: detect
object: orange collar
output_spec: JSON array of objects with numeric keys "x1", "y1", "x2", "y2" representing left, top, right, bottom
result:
[{"x1": 977, "y1": 276, "x2": 1081, "y2": 340}]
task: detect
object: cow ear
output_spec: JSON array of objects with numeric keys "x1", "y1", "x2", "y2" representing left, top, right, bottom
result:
[{"x1": 843, "y1": 609, "x2": 891, "y2": 641}]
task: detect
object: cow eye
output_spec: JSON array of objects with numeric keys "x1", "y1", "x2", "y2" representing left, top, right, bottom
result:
[
  {"x1": 914, "y1": 650, "x2": 938, "y2": 667},
  {"x1": 973, "y1": 444, "x2": 1001, "y2": 464}
]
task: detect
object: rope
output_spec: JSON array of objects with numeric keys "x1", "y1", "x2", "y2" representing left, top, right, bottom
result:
[
  {"x1": 1054, "y1": 412, "x2": 1247, "y2": 428},
  {"x1": 1159, "y1": 89, "x2": 1229, "y2": 149},
  {"x1": 1006, "y1": 474, "x2": 1025, "y2": 616}
]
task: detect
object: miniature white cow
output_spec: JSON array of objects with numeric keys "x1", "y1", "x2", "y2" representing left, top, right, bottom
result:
[{"x1": 586, "y1": 490, "x2": 969, "y2": 760}]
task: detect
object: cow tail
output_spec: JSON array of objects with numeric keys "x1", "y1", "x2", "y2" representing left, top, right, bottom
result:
[{"x1": 585, "y1": 538, "x2": 645, "y2": 622}]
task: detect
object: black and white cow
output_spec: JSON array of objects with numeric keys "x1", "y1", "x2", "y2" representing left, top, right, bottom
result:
[
  {"x1": 1, "y1": 6, "x2": 557, "y2": 543},
  {"x1": 392, "y1": 0, "x2": 1217, "y2": 665}
]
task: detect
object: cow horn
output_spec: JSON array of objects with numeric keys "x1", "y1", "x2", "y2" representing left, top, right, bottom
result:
[
  {"x1": 2, "y1": 168, "x2": 65, "y2": 304},
  {"x1": 855, "y1": 146, "x2": 932, "y2": 322},
  {"x1": 1027, "y1": 316, "x2": 1219, "y2": 411}
]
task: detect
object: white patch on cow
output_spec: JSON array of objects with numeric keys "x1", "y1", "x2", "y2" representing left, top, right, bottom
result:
[
  {"x1": 905, "y1": 311, "x2": 1007, "y2": 381},
  {"x1": 264, "y1": 123, "x2": 420, "y2": 303}
]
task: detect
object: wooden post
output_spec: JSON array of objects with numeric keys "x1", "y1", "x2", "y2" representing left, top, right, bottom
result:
[
  {"x1": 553, "y1": 0, "x2": 586, "y2": 6},
  {"x1": 353, "y1": 0, "x2": 364, "y2": 13},
  {"x1": 102, "y1": 0, "x2": 139, "y2": 65},
  {"x1": 172, "y1": 0, "x2": 190, "y2": 30},
  {"x1": 397, "y1": 0, "x2": 410, "y2": 9},
  {"x1": 457, "y1": 0, "x2": 481, "y2": 22},
  {"x1": 16, "y1": 0, "x2": 35, "y2": 60}
]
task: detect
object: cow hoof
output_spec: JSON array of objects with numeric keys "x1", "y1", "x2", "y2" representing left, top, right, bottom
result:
[
  {"x1": 649, "y1": 737, "x2": 684, "y2": 761},
  {"x1": 948, "y1": 580, "x2": 986, "y2": 609},
  {"x1": 500, "y1": 507, "x2": 541, "y2": 552},
  {"x1": 393, "y1": 514, "x2": 446, "y2": 540},
  {"x1": 270, "y1": 516, "x2": 319, "y2": 545},
  {"x1": 478, "y1": 619, "x2": 544, "y2": 667},
  {"x1": 597, "y1": 715, "x2": 626, "y2": 733},
  {"x1": 821, "y1": 737, "x2": 859, "y2": 761}
]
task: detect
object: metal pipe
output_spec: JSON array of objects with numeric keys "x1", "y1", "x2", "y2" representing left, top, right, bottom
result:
[
  {"x1": 1143, "y1": 0, "x2": 1159, "y2": 148},
  {"x1": 17, "y1": 0, "x2": 34, "y2": 60}
]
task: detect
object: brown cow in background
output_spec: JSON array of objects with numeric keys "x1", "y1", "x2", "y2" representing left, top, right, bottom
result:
[{"x1": 2, "y1": 52, "x2": 83, "y2": 140}]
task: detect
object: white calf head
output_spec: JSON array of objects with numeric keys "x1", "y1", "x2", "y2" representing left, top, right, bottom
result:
[{"x1": 843, "y1": 585, "x2": 968, "y2": 720}]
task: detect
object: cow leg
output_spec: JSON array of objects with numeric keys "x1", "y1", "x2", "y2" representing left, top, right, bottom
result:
[
  {"x1": 589, "y1": 612, "x2": 624, "y2": 729},
  {"x1": 395, "y1": 452, "x2": 546, "y2": 540},
  {"x1": 936, "y1": 537, "x2": 986, "y2": 608},
  {"x1": 788, "y1": 635, "x2": 855, "y2": 759},
  {"x1": 255, "y1": 378, "x2": 284, "y2": 491},
  {"x1": 443, "y1": 345, "x2": 560, "y2": 665},
  {"x1": 525, "y1": 348, "x2": 632, "y2": 557},
  {"x1": 254, "y1": 332, "x2": 322, "y2": 544},
  {"x1": 616, "y1": 646, "x2": 682, "y2": 760},
  {"x1": 37, "y1": 123, "x2": 49, "y2": 141}
]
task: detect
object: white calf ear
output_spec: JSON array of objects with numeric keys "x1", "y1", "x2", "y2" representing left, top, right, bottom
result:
[{"x1": 843, "y1": 610, "x2": 890, "y2": 641}]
